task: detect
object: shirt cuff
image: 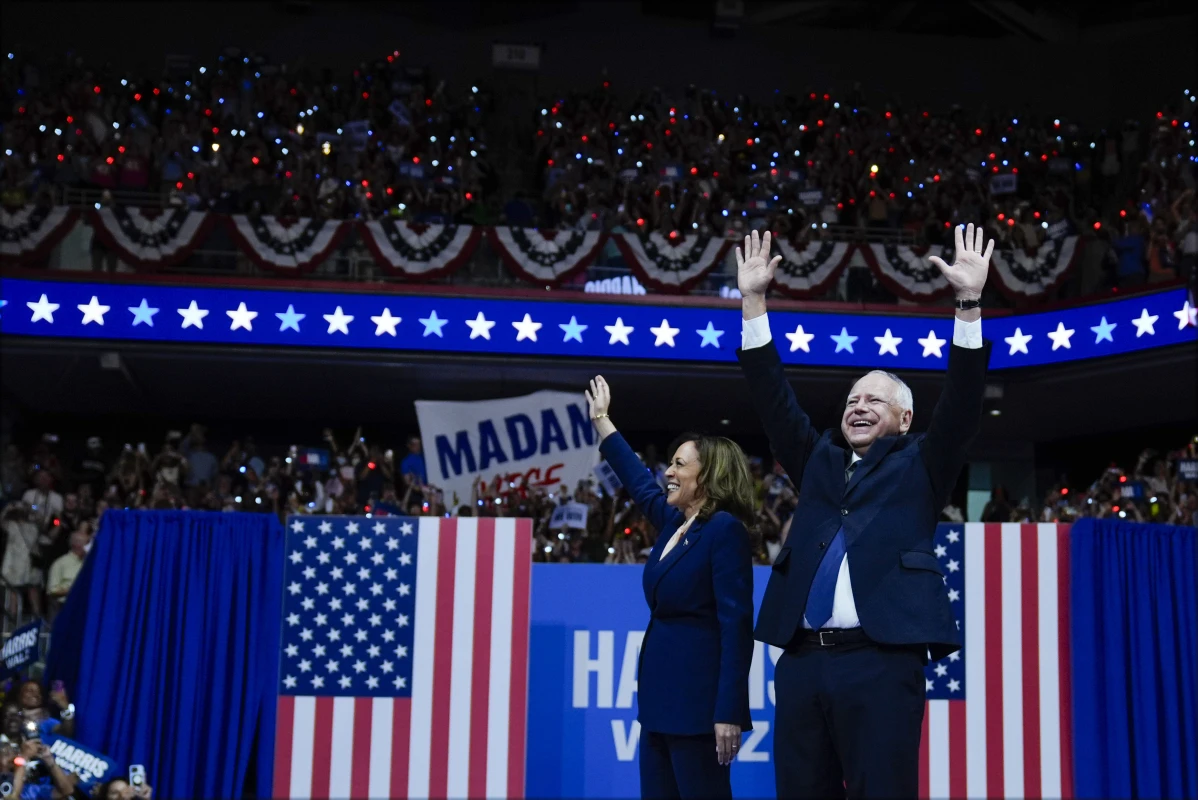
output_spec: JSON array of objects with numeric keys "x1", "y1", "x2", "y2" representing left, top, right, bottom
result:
[
  {"x1": 953, "y1": 317, "x2": 982, "y2": 349},
  {"x1": 741, "y1": 313, "x2": 773, "y2": 350}
]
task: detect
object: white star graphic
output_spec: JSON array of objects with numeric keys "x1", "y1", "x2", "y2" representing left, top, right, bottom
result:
[
  {"x1": 302, "y1": 566, "x2": 316, "y2": 579},
  {"x1": 946, "y1": 529, "x2": 960, "y2": 543},
  {"x1": 946, "y1": 559, "x2": 960, "y2": 572},
  {"x1": 934, "y1": 663, "x2": 948, "y2": 677},
  {"x1": 291, "y1": 520, "x2": 305, "y2": 533},
  {"x1": 341, "y1": 612, "x2": 355, "y2": 627},
  {"x1": 947, "y1": 588, "x2": 960, "y2": 602},
  {"x1": 694, "y1": 321, "x2": 723, "y2": 348},
  {"x1": 347, "y1": 522, "x2": 360, "y2": 534},
  {"x1": 301, "y1": 598, "x2": 315, "y2": 611},
  {"x1": 300, "y1": 629, "x2": 313, "y2": 642},
  {"x1": 830, "y1": 327, "x2": 858, "y2": 353},
  {"x1": 359, "y1": 537, "x2": 372, "y2": 550},
  {"x1": 283, "y1": 675, "x2": 297, "y2": 689},
  {"x1": 512, "y1": 313, "x2": 543, "y2": 342},
  {"x1": 326, "y1": 659, "x2": 340, "y2": 673},
  {"x1": 285, "y1": 644, "x2": 299, "y2": 657},
  {"x1": 343, "y1": 582, "x2": 357, "y2": 595},
  {"x1": 370, "y1": 583, "x2": 383, "y2": 596},
  {"x1": 340, "y1": 643, "x2": 354, "y2": 657},
  {"x1": 323, "y1": 306, "x2": 353, "y2": 334},
  {"x1": 948, "y1": 651, "x2": 960, "y2": 662},
  {"x1": 357, "y1": 566, "x2": 371, "y2": 580},
  {"x1": 386, "y1": 567, "x2": 399, "y2": 580},
  {"x1": 177, "y1": 300, "x2": 209, "y2": 329},
  {"x1": 77, "y1": 295, "x2": 111, "y2": 325},
  {"x1": 355, "y1": 629, "x2": 369, "y2": 642},
  {"x1": 353, "y1": 659, "x2": 367, "y2": 674},
  {"x1": 372, "y1": 552, "x2": 385, "y2": 565},
  {"x1": 369, "y1": 615, "x2": 382, "y2": 628},
  {"x1": 395, "y1": 644, "x2": 409, "y2": 659},
  {"x1": 289, "y1": 552, "x2": 303, "y2": 565},
  {"x1": 948, "y1": 679, "x2": 961, "y2": 692},
  {"x1": 398, "y1": 583, "x2": 411, "y2": 596},
  {"x1": 419, "y1": 310, "x2": 448, "y2": 337},
  {"x1": 331, "y1": 567, "x2": 344, "y2": 580},
  {"x1": 276, "y1": 304, "x2": 305, "y2": 332},
  {"x1": 934, "y1": 544, "x2": 947, "y2": 557},
  {"x1": 394, "y1": 676, "x2": 407, "y2": 690},
  {"x1": 327, "y1": 629, "x2": 341, "y2": 642},
  {"x1": 382, "y1": 630, "x2": 395, "y2": 643},
  {"x1": 287, "y1": 581, "x2": 301, "y2": 595},
  {"x1": 312, "y1": 676, "x2": 325, "y2": 689},
  {"x1": 397, "y1": 553, "x2": 411, "y2": 567},
  {"x1": 381, "y1": 660, "x2": 394, "y2": 673},
  {"x1": 1004, "y1": 327, "x2": 1033, "y2": 355},
  {"x1": 370, "y1": 308, "x2": 401, "y2": 336},
  {"x1": 319, "y1": 521, "x2": 333, "y2": 534},
  {"x1": 784, "y1": 324, "x2": 814, "y2": 353},
  {"x1": 1131, "y1": 308, "x2": 1159, "y2": 337},
  {"x1": 604, "y1": 317, "x2": 634, "y2": 345},
  {"x1": 128, "y1": 299, "x2": 159, "y2": 327},
  {"x1": 648, "y1": 318, "x2": 680, "y2": 347},
  {"x1": 559, "y1": 315, "x2": 587, "y2": 343},
  {"x1": 286, "y1": 613, "x2": 300, "y2": 626},
  {"x1": 27, "y1": 294, "x2": 60, "y2": 323},
  {"x1": 397, "y1": 614, "x2": 410, "y2": 627},
  {"x1": 314, "y1": 644, "x2": 327, "y2": 657},
  {"x1": 316, "y1": 582, "x2": 329, "y2": 595},
  {"x1": 400, "y1": 522, "x2": 413, "y2": 535},
  {"x1": 332, "y1": 536, "x2": 345, "y2": 550},
  {"x1": 226, "y1": 301, "x2": 258, "y2": 331},
  {"x1": 316, "y1": 552, "x2": 330, "y2": 565},
  {"x1": 338, "y1": 675, "x2": 352, "y2": 689},
  {"x1": 355, "y1": 598, "x2": 369, "y2": 611},
  {"x1": 1174, "y1": 300, "x2": 1197, "y2": 329},
  {"x1": 917, "y1": 329, "x2": 947, "y2": 358},
  {"x1": 314, "y1": 613, "x2": 328, "y2": 626},
  {"x1": 466, "y1": 311, "x2": 496, "y2": 340},
  {"x1": 373, "y1": 522, "x2": 386, "y2": 535},
  {"x1": 303, "y1": 536, "x2": 317, "y2": 549},
  {"x1": 1046, "y1": 321, "x2": 1075, "y2": 350},
  {"x1": 926, "y1": 679, "x2": 935, "y2": 692},
  {"x1": 383, "y1": 599, "x2": 397, "y2": 612},
  {"x1": 366, "y1": 676, "x2": 379, "y2": 689},
  {"x1": 344, "y1": 552, "x2": 358, "y2": 565},
  {"x1": 1090, "y1": 316, "x2": 1117, "y2": 344},
  {"x1": 874, "y1": 328, "x2": 902, "y2": 356},
  {"x1": 329, "y1": 598, "x2": 342, "y2": 610},
  {"x1": 298, "y1": 659, "x2": 312, "y2": 673}
]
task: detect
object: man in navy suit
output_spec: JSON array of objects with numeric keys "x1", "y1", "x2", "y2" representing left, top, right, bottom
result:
[{"x1": 734, "y1": 224, "x2": 994, "y2": 798}]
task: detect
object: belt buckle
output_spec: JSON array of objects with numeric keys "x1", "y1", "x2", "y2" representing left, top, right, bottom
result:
[{"x1": 818, "y1": 630, "x2": 833, "y2": 647}]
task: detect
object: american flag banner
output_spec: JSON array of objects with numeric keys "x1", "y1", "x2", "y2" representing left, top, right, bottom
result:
[
  {"x1": 919, "y1": 523, "x2": 1075, "y2": 800},
  {"x1": 272, "y1": 516, "x2": 532, "y2": 799}
]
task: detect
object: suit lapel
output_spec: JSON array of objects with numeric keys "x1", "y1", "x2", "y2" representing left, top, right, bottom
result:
[
  {"x1": 844, "y1": 436, "x2": 899, "y2": 498},
  {"x1": 646, "y1": 520, "x2": 706, "y2": 600}
]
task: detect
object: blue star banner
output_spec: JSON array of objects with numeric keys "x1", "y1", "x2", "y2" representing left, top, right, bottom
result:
[{"x1": 1, "y1": 277, "x2": 1194, "y2": 371}]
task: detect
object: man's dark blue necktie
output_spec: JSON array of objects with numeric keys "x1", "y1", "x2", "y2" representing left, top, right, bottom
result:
[{"x1": 804, "y1": 460, "x2": 858, "y2": 630}]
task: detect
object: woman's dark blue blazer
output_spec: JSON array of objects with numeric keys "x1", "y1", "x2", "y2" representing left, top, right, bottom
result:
[{"x1": 599, "y1": 432, "x2": 754, "y2": 735}]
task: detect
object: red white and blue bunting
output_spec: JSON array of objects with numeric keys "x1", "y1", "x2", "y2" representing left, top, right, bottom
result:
[
  {"x1": 227, "y1": 215, "x2": 348, "y2": 275},
  {"x1": 611, "y1": 231, "x2": 731, "y2": 293},
  {"x1": 89, "y1": 207, "x2": 215, "y2": 271},
  {"x1": 990, "y1": 235, "x2": 1080, "y2": 300},
  {"x1": 771, "y1": 237, "x2": 853, "y2": 299},
  {"x1": 861, "y1": 243, "x2": 954, "y2": 301},
  {"x1": 358, "y1": 220, "x2": 482, "y2": 279},
  {"x1": 487, "y1": 227, "x2": 606, "y2": 286},
  {"x1": 0, "y1": 205, "x2": 79, "y2": 264}
]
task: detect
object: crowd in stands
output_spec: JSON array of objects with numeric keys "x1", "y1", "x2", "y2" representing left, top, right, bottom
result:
[
  {"x1": 2, "y1": 49, "x2": 1195, "y2": 298},
  {"x1": 2, "y1": 425, "x2": 1193, "y2": 606}
]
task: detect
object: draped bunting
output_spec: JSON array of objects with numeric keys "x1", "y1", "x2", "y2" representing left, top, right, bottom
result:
[
  {"x1": 611, "y1": 231, "x2": 731, "y2": 293},
  {"x1": 861, "y1": 243, "x2": 955, "y2": 301},
  {"x1": 226, "y1": 215, "x2": 348, "y2": 275},
  {"x1": 771, "y1": 237, "x2": 854, "y2": 299},
  {"x1": 358, "y1": 219, "x2": 482, "y2": 279},
  {"x1": 990, "y1": 234, "x2": 1081, "y2": 299},
  {"x1": 0, "y1": 204, "x2": 79, "y2": 264},
  {"x1": 89, "y1": 207, "x2": 215, "y2": 271},
  {"x1": 487, "y1": 226, "x2": 606, "y2": 286},
  {"x1": 1, "y1": 206, "x2": 1083, "y2": 298}
]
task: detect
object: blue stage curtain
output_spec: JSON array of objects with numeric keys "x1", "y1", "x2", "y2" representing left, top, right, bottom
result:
[
  {"x1": 46, "y1": 510, "x2": 285, "y2": 799},
  {"x1": 1071, "y1": 518, "x2": 1197, "y2": 799}
]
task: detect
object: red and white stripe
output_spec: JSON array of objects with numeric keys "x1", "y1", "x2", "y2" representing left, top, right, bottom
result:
[
  {"x1": 273, "y1": 517, "x2": 532, "y2": 799},
  {"x1": 91, "y1": 208, "x2": 214, "y2": 270},
  {"x1": 919, "y1": 523, "x2": 1074, "y2": 799}
]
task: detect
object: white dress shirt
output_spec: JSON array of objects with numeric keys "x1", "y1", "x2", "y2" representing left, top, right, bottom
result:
[{"x1": 742, "y1": 312, "x2": 983, "y2": 629}]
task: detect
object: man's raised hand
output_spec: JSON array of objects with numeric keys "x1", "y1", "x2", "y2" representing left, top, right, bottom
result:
[
  {"x1": 736, "y1": 230, "x2": 782, "y2": 298},
  {"x1": 928, "y1": 222, "x2": 993, "y2": 300}
]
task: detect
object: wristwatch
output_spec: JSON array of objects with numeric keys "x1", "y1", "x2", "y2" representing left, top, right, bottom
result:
[{"x1": 954, "y1": 297, "x2": 981, "y2": 310}]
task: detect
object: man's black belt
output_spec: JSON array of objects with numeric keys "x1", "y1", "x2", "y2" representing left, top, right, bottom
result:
[{"x1": 791, "y1": 627, "x2": 871, "y2": 649}]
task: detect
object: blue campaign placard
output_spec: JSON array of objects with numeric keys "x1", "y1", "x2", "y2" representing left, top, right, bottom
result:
[{"x1": 526, "y1": 564, "x2": 779, "y2": 799}]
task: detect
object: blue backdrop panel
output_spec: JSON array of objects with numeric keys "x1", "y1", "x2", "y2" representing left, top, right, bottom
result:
[
  {"x1": 45, "y1": 511, "x2": 285, "y2": 800},
  {"x1": 1071, "y1": 519, "x2": 1198, "y2": 800},
  {"x1": 526, "y1": 564, "x2": 779, "y2": 799},
  {"x1": 1, "y1": 277, "x2": 1193, "y2": 370}
]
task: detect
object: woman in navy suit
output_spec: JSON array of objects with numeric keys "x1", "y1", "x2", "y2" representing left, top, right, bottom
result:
[{"x1": 586, "y1": 375, "x2": 756, "y2": 799}]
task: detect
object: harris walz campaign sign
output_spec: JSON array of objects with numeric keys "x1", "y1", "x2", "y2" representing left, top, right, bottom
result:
[
  {"x1": 2, "y1": 620, "x2": 41, "y2": 677},
  {"x1": 415, "y1": 390, "x2": 599, "y2": 506}
]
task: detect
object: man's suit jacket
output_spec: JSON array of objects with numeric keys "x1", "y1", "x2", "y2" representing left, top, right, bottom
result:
[
  {"x1": 737, "y1": 340, "x2": 989, "y2": 661},
  {"x1": 599, "y1": 432, "x2": 755, "y2": 735}
]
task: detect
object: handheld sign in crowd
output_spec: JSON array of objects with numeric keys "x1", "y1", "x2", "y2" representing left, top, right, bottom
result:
[
  {"x1": 41, "y1": 734, "x2": 121, "y2": 787},
  {"x1": 1178, "y1": 459, "x2": 1198, "y2": 482},
  {"x1": 593, "y1": 460, "x2": 623, "y2": 495},
  {"x1": 1, "y1": 620, "x2": 41, "y2": 676},
  {"x1": 549, "y1": 502, "x2": 590, "y2": 530}
]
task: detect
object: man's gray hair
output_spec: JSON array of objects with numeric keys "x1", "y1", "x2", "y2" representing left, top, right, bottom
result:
[{"x1": 862, "y1": 369, "x2": 914, "y2": 413}]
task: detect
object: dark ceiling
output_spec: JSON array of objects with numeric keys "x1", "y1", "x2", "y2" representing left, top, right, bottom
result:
[{"x1": 2, "y1": 336, "x2": 1194, "y2": 456}]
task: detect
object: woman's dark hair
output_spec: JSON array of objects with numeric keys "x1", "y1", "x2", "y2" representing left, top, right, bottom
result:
[{"x1": 667, "y1": 432, "x2": 758, "y2": 525}]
